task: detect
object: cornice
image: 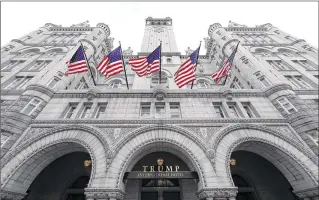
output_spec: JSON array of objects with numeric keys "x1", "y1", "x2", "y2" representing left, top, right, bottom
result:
[
  {"x1": 10, "y1": 39, "x2": 76, "y2": 47},
  {"x1": 31, "y1": 118, "x2": 288, "y2": 125},
  {"x1": 1, "y1": 89, "x2": 24, "y2": 96},
  {"x1": 122, "y1": 54, "x2": 209, "y2": 59},
  {"x1": 294, "y1": 89, "x2": 318, "y2": 96},
  {"x1": 53, "y1": 89, "x2": 265, "y2": 98},
  {"x1": 138, "y1": 52, "x2": 181, "y2": 56},
  {"x1": 50, "y1": 27, "x2": 94, "y2": 32},
  {"x1": 225, "y1": 27, "x2": 267, "y2": 32}
]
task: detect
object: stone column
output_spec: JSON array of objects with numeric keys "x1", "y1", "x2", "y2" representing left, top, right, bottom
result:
[
  {"x1": 0, "y1": 190, "x2": 27, "y2": 200},
  {"x1": 196, "y1": 188, "x2": 237, "y2": 200},
  {"x1": 84, "y1": 188, "x2": 125, "y2": 200}
]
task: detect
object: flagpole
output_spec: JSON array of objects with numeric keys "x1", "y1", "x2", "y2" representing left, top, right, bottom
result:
[
  {"x1": 223, "y1": 41, "x2": 240, "y2": 86},
  {"x1": 159, "y1": 41, "x2": 162, "y2": 84},
  {"x1": 191, "y1": 41, "x2": 202, "y2": 89},
  {"x1": 119, "y1": 41, "x2": 129, "y2": 90},
  {"x1": 80, "y1": 43, "x2": 96, "y2": 86}
]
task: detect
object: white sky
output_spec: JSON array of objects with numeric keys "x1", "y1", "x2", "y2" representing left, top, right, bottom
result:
[{"x1": 1, "y1": 2, "x2": 318, "y2": 55}]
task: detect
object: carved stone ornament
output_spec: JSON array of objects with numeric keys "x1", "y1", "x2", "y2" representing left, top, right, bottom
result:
[
  {"x1": 222, "y1": 89, "x2": 233, "y2": 100},
  {"x1": 185, "y1": 47, "x2": 194, "y2": 56},
  {"x1": 197, "y1": 188, "x2": 238, "y2": 199},
  {"x1": 228, "y1": 20, "x2": 248, "y2": 28},
  {"x1": 122, "y1": 47, "x2": 133, "y2": 55},
  {"x1": 152, "y1": 87, "x2": 167, "y2": 101},
  {"x1": 204, "y1": 37, "x2": 211, "y2": 49},
  {"x1": 71, "y1": 20, "x2": 90, "y2": 27},
  {"x1": 86, "y1": 86, "x2": 100, "y2": 100},
  {"x1": 85, "y1": 188, "x2": 125, "y2": 200},
  {"x1": 294, "y1": 187, "x2": 319, "y2": 198},
  {"x1": 1, "y1": 190, "x2": 27, "y2": 200}
]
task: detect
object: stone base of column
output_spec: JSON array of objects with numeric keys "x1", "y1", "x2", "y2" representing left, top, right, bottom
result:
[
  {"x1": 84, "y1": 188, "x2": 125, "y2": 200},
  {"x1": 196, "y1": 187, "x2": 238, "y2": 200},
  {"x1": 0, "y1": 190, "x2": 27, "y2": 200},
  {"x1": 294, "y1": 187, "x2": 319, "y2": 200}
]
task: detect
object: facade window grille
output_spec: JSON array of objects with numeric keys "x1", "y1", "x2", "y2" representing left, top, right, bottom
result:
[
  {"x1": 230, "y1": 77, "x2": 244, "y2": 89},
  {"x1": 285, "y1": 75, "x2": 312, "y2": 89},
  {"x1": 63, "y1": 103, "x2": 78, "y2": 119},
  {"x1": 1, "y1": 132, "x2": 12, "y2": 147},
  {"x1": 29, "y1": 61, "x2": 51, "y2": 71},
  {"x1": 21, "y1": 98, "x2": 42, "y2": 116},
  {"x1": 292, "y1": 60, "x2": 316, "y2": 70},
  {"x1": 267, "y1": 60, "x2": 292, "y2": 71},
  {"x1": 47, "y1": 76, "x2": 61, "y2": 88},
  {"x1": 155, "y1": 102, "x2": 166, "y2": 118},
  {"x1": 213, "y1": 103, "x2": 225, "y2": 118},
  {"x1": 95, "y1": 103, "x2": 107, "y2": 118},
  {"x1": 140, "y1": 102, "x2": 151, "y2": 117},
  {"x1": 227, "y1": 103, "x2": 240, "y2": 118},
  {"x1": 170, "y1": 102, "x2": 181, "y2": 118},
  {"x1": 5, "y1": 76, "x2": 33, "y2": 89},
  {"x1": 1, "y1": 61, "x2": 25, "y2": 71},
  {"x1": 80, "y1": 103, "x2": 93, "y2": 119},
  {"x1": 277, "y1": 97, "x2": 297, "y2": 114},
  {"x1": 75, "y1": 78, "x2": 89, "y2": 90},
  {"x1": 241, "y1": 102, "x2": 257, "y2": 118}
]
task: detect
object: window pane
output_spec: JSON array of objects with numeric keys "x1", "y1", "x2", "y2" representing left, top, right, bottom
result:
[
  {"x1": 96, "y1": 106, "x2": 106, "y2": 118},
  {"x1": 214, "y1": 105, "x2": 224, "y2": 118},
  {"x1": 81, "y1": 106, "x2": 92, "y2": 118},
  {"x1": 22, "y1": 104, "x2": 36, "y2": 115}
]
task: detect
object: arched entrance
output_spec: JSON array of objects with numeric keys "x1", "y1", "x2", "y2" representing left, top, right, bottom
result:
[
  {"x1": 124, "y1": 152, "x2": 198, "y2": 200},
  {"x1": 23, "y1": 152, "x2": 91, "y2": 200},
  {"x1": 213, "y1": 125, "x2": 319, "y2": 200}
]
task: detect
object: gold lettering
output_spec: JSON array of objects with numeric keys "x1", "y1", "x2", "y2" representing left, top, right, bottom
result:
[
  {"x1": 175, "y1": 166, "x2": 180, "y2": 172},
  {"x1": 166, "y1": 166, "x2": 173, "y2": 171},
  {"x1": 143, "y1": 166, "x2": 148, "y2": 172},
  {"x1": 150, "y1": 166, "x2": 155, "y2": 172}
]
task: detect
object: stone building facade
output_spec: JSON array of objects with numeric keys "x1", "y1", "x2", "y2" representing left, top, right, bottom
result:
[{"x1": 1, "y1": 18, "x2": 318, "y2": 200}]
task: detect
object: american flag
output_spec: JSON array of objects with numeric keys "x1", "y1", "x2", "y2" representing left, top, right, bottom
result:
[
  {"x1": 65, "y1": 45, "x2": 88, "y2": 75},
  {"x1": 212, "y1": 42, "x2": 239, "y2": 83},
  {"x1": 96, "y1": 46, "x2": 123, "y2": 78},
  {"x1": 174, "y1": 47, "x2": 200, "y2": 88},
  {"x1": 128, "y1": 45, "x2": 161, "y2": 77}
]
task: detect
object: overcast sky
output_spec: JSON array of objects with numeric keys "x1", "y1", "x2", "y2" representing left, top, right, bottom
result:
[{"x1": 1, "y1": 2, "x2": 318, "y2": 54}]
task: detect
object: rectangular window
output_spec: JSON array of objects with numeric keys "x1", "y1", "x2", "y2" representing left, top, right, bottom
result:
[
  {"x1": 267, "y1": 60, "x2": 291, "y2": 70},
  {"x1": 95, "y1": 103, "x2": 107, "y2": 118},
  {"x1": 80, "y1": 103, "x2": 93, "y2": 119},
  {"x1": 277, "y1": 97, "x2": 298, "y2": 114},
  {"x1": 75, "y1": 78, "x2": 89, "y2": 90},
  {"x1": 230, "y1": 77, "x2": 244, "y2": 89},
  {"x1": 258, "y1": 76, "x2": 272, "y2": 87},
  {"x1": 140, "y1": 102, "x2": 151, "y2": 117},
  {"x1": 5, "y1": 76, "x2": 33, "y2": 90},
  {"x1": 29, "y1": 61, "x2": 50, "y2": 71},
  {"x1": 170, "y1": 103, "x2": 181, "y2": 118},
  {"x1": 292, "y1": 60, "x2": 316, "y2": 70},
  {"x1": 241, "y1": 102, "x2": 257, "y2": 118},
  {"x1": 227, "y1": 104, "x2": 239, "y2": 118},
  {"x1": 21, "y1": 98, "x2": 42, "y2": 116},
  {"x1": 63, "y1": 103, "x2": 78, "y2": 119},
  {"x1": 285, "y1": 76, "x2": 312, "y2": 89},
  {"x1": 213, "y1": 103, "x2": 225, "y2": 118},
  {"x1": 155, "y1": 102, "x2": 166, "y2": 118},
  {"x1": 1, "y1": 132, "x2": 12, "y2": 147},
  {"x1": 47, "y1": 77, "x2": 60, "y2": 88},
  {"x1": 2, "y1": 61, "x2": 25, "y2": 71}
]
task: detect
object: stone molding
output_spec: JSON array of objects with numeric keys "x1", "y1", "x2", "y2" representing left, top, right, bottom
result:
[
  {"x1": 25, "y1": 84, "x2": 55, "y2": 98},
  {"x1": 263, "y1": 83, "x2": 293, "y2": 97},
  {"x1": 84, "y1": 188, "x2": 125, "y2": 200},
  {"x1": 212, "y1": 123, "x2": 318, "y2": 165},
  {"x1": 31, "y1": 118, "x2": 288, "y2": 125},
  {"x1": 52, "y1": 90, "x2": 267, "y2": 98},
  {"x1": 208, "y1": 23, "x2": 222, "y2": 37},
  {"x1": 197, "y1": 188, "x2": 238, "y2": 199},
  {"x1": 79, "y1": 38, "x2": 97, "y2": 57},
  {"x1": 222, "y1": 39, "x2": 240, "y2": 57},
  {"x1": 1, "y1": 124, "x2": 111, "y2": 169},
  {"x1": 0, "y1": 190, "x2": 26, "y2": 200},
  {"x1": 294, "y1": 187, "x2": 319, "y2": 198}
]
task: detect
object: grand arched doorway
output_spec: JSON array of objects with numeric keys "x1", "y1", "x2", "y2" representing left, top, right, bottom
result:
[
  {"x1": 22, "y1": 152, "x2": 91, "y2": 200},
  {"x1": 124, "y1": 152, "x2": 199, "y2": 200}
]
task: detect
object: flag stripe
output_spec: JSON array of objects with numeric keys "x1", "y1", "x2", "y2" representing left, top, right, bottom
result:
[
  {"x1": 65, "y1": 46, "x2": 88, "y2": 75},
  {"x1": 96, "y1": 46, "x2": 124, "y2": 78}
]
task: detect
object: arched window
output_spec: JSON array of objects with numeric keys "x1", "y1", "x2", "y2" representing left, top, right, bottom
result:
[
  {"x1": 197, "y1": 79, "x2": 210, "y2": 89},
  {"x1": 108, "y1": 79, "x2": 122, "y2": 88},
  {"x1": 151, "y1": 71, "x2": 168, "y2": 84}
]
